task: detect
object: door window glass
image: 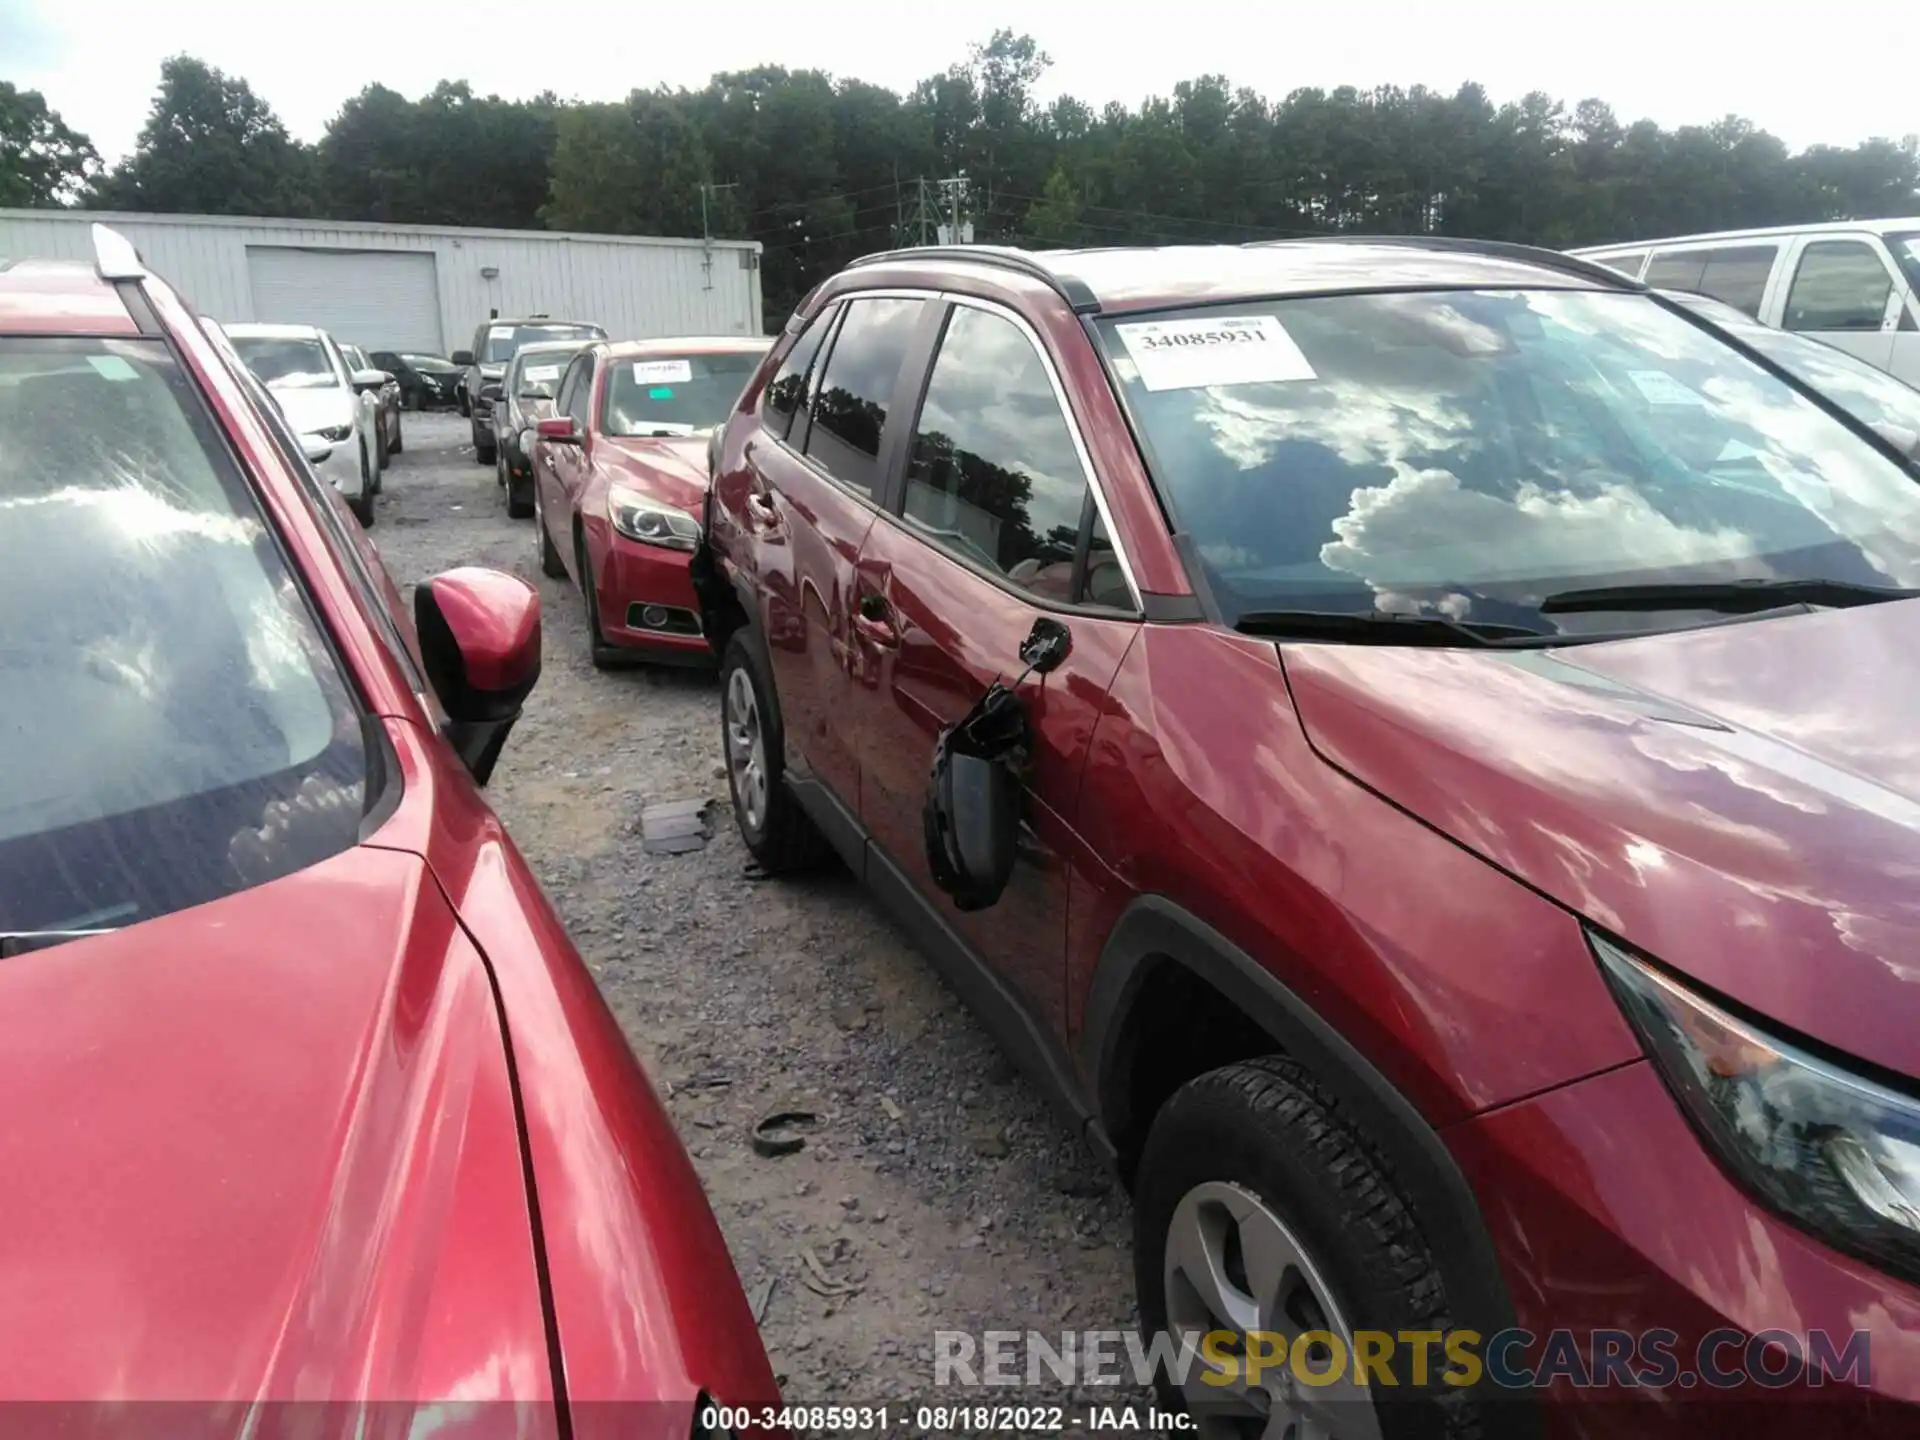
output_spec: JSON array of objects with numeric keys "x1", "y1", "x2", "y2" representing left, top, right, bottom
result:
[
  {"x1": 1696, "y1": 245, "x2": 1779, "y2": 318},
  {"x1": 1644, "y1": 250, "x2": 1708, "y2": 292},
  {"x1": 804, "y1": 297, "x2": 926, "y2": 496},
  {"x1": 762, "y1": 304, "x2": 837, "y2": 441},
  {"x1": 1785, "y1": 241, "x2": 1894, "y2": 332},
  {"x1": 903, "y1": 304, "x2": 1095, "y2": 602}
]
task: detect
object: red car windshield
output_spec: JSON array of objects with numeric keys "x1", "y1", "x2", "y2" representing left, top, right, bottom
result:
[
  {"x1": 1099, "y1": 289, "x2": 1920, "y2": 633},
  {"x1": 0, "y1": 337, "x2": 366, "y2": 949},
  {"x1": 602, "y1": 351, "x2": 763, "y2": 437}
]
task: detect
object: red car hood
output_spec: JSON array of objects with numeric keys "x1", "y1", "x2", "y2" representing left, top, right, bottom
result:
[
  {"x1": 0, "y1": 844, "x2": 552, "y2": 1406},
  {"x1": 1282, "y1": 600, "x2": 1920, "y2": 1079},
  {"x1": 601, "y1": 435, "x2": 709, "y2": 513}
]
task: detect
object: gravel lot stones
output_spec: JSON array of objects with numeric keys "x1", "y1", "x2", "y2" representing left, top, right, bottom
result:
[{"x1": 370, "y1": 415, "x2": 1152, "y2": 1413}]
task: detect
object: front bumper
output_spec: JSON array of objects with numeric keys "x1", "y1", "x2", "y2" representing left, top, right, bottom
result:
[
  {"x1": 1446, "y1": 1059, "x2": 1920, "y2": 1433},
  {"x1": 592, "y1": 532, "x2": 713, "y2": 665},
  {"x1": 311, "y1": 433, "x2": 366, "y2": 500}
]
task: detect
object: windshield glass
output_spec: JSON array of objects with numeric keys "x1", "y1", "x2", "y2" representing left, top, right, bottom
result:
[
  {"x1": 482, "y1": 324, "x2": 602, "y2": 365},
  {"x1": 602, "y1": 351, "x2": 764, "y2": 437},
  {"x1": 232, "y1": 336, "x2": 338, "y2": 390},
  {"x1": 1100, "y1": 289, "x2": 1920, "y2": 635},
  {"x1": 511, "y1": 347, "x2": 583, "y2": 398},
  {"x1": 0, "y1": 338, "x2": 367, "y2": 938},
  {"x1": 1710, "y1": 312, "x2": 1920, "y2": 446},
  {"x1": 403, "y1": 354, "x2": 456, "y2": 373}
]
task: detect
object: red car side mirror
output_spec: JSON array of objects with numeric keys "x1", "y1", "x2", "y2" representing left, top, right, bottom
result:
[
  {"x1": 537, "y1": 416, "x2": 580, "y2": 444},
  {"x1": 413, "y1": 568, "x2": 542, "y2": 785}
]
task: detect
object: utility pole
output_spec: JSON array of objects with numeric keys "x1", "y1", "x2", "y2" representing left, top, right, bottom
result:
[
  {"x1": 700, "y1": 181, "x2": 738, "y2": 291},
  {"x1": 934, "y1": 173, "x2": 971, "y2": 244},
  {"x1": 899, "y1": 177, "x2": 942, "y2": 247}
]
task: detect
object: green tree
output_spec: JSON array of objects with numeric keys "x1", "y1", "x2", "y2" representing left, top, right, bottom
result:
[
  {"x1": 1020, "y1": 166, "x2": 1082, "y2": 246},
  {"x1": 0, "y1": 83, "x2": 98, "y2": 206},
  {"x1": 542, "y1": 90, "x2": 708, "y2": 237},
  {"x1": 89, "y1": 56, "x2": 315, "y2": 216}
]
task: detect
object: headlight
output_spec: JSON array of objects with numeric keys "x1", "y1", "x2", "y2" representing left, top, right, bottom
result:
[
  {"x1": 608, "y1": 484, "x2": 700, "y2": 550},
  {"x1": 314, "y1": 423, "x2": 353, "y2": 443},
  {"x1": 1594, "y1": 931, "x2": 1920, "y2": 1282}
]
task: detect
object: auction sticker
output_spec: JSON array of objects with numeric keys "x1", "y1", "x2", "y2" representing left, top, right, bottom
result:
[
  {"x1": 1114, "y1": 314, "x2": 1315, "y2": 391},
  {"x1": 633, "y1": 359, "x2": 694, "y2": 384},
  {"x1": 523, "y1": 364, "x2": 561, "y2": 382}
]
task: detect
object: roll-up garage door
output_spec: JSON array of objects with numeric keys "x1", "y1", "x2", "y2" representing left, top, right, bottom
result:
[{"x1": 246, "y1": 246, "x2": 443, "y2": 353}]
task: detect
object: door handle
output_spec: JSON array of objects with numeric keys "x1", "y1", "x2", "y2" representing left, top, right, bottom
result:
[{"x1": 852, "y1": 593, "x2": 898, "y2": 648}]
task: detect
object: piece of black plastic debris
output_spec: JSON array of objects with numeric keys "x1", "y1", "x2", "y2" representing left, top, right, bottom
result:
[
  {"x1": 752, "y1": 1110, "x2": 819, "y2": 1158},
  {"x1": 641, "y1": 797, "x2": 717, "y2": 854},
  {"x1": 742, "y1": 860, "x2": 770, "y2": 881}
]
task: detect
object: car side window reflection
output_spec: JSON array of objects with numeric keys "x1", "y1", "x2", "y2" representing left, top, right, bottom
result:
[
  {"x1": 901, "y1": 304, "x2": 1097, "y2": 606},
  {"x1": 566, "y1": 355, "x2": 595, "y2": 429},
  {"x1": 803, "y1": 297, "x2": 925, "y2": 497},
  {"x1": 762, "y1": 304, "x2": 838, "y2": 442}
]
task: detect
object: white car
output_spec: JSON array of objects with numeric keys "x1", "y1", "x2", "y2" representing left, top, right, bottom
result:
[{"x1": 221, "y1": 322, "x2": 384, "y2": 526}]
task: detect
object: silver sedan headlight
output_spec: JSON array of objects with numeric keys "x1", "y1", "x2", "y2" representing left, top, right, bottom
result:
[{"x1": 1594, "y1": 931, "x2": 1920, "y2": 1282}]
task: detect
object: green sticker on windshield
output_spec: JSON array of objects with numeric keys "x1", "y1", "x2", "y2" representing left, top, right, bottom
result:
[
  {"x1": 87, "y1": 355, "x2": 138, "y2": 382},
  {"x1": 648, "y1": 386, "x2": 674, "y2": 399}
]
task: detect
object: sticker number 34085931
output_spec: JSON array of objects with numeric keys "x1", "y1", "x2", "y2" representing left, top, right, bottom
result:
[{"x1": 1115, "y1": 315, "x2": 1317, "y2": 391}]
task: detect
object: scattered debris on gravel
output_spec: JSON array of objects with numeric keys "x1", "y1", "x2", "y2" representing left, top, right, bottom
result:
[{"x1": 371, "y1": 416, "x2": 1152, "y2": 1415}]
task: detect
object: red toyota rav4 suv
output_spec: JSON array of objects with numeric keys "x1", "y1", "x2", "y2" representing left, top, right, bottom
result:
[
  {"x1": 0, "y1": 228, "x2": 778, "y2": 1435},
  {"x1": 701, "y1": 240, "x2": 1920, "y2": 1436}
]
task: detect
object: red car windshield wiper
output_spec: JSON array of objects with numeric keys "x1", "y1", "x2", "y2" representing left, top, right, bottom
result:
[
  {"x1": 1234, "y1": 609, "x2": 1549, "y2": 647},
  {"x1": 1538, "y1": 578, "x2": 1920, "y2": 615}
]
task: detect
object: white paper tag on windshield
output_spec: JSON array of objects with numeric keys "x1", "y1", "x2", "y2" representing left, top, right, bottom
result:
[
  {"x1": 633, "y1": 359, "x2": 693, "y2": 385},
  {"x1": 1629, "y1": 370, "x2": 1705, "y2": 406},
  {"x1": 523, "y1": 364, "x2": 560, "y2": 382},
  {"x1": 1114, "y1": 315, "x2": 1315, "y2": 391},
  {"x1": 488, "y1": 325, "x2": 513, "y2": 341}
]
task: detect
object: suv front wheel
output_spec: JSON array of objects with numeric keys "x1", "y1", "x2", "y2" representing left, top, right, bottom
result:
[{"x1": 1133, "y1": 1057, "x2": 1478, "y2": 1440}]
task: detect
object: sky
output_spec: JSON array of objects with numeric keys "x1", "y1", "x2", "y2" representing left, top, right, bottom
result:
[{"x1": 4, "y1": 0, "x2": 1916, "y2": 165}]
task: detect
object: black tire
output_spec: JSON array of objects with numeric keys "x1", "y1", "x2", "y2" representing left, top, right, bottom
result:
[
  {"x1": 390, "y1": 413, "x2": 403, "y2": 455},
  {"x1": 506, "y1": 472, "x2": 534, "y2": 519},
  {"x1": 535, "y1": 484, "x2": 566, "y2": 578},
  {"x1": 1134, "y1": 1057, "x2": 1479, "y2": 1440},
  {"x1": 374, "y1": 419, "x2": 388, "y2": 476},
  {"x1": 577, "y1": 533, "x2": 624, "y2": 670},
  {"x1": 719, "y1": 631, "x2": 830, "y2": 873},
  {"x1": 471, "y1": 419, "x2": 496, "y2": 466},
  {"x1": 348, "y1": 488, "x2": 375, "y2": 527},
  {"x1": 496, "y1": 446, "x2": 508, "y2": 489}
]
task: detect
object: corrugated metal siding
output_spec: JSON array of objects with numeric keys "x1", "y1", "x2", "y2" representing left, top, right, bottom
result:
[{"x1": 0, "y1": 210, "x2": 764, "y2": 344}]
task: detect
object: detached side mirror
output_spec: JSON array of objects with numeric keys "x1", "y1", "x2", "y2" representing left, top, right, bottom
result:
[
  {"x1": 413, "y1": 568, "x2": 542, "y2": 785},
  {"x1": 451, "y1": 349, "x2": 475, "y2": 367},
  {"x1": 537, "y1": 416, "x2": 580, "y2": 445},
  {"x1": 301, "y1": 436, "x2": 334, "y2": 465}
]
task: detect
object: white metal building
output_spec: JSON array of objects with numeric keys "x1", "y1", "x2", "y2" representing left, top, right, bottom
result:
[{"x1": 0, "y1": 209, "x2": 764, "y2": 353}]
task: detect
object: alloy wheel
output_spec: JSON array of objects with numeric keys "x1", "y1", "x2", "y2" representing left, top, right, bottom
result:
[
  {"x1": 1163, "y1": 1181, "x2": 1382, "y2": 1440},
  {"x1": 725, "y1": 667, "x2": 768, "y2": 833}
]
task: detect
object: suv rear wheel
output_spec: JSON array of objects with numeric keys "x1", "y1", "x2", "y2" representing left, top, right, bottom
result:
[
  {"x1": 1134, "y1": 1057, "x2": 1478, "y2": 1440},
  {"x1": 720, "y1": 633, "x2": 829, "y2": 873}
]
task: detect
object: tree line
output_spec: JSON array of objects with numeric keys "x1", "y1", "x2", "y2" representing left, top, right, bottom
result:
[{"x1": 4, "y1": 36, "x2": 1918, "y2": 324}]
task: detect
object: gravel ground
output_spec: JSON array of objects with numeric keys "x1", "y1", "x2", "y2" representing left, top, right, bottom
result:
[{"x1": 370, "y1": 414, "x2": 1151, "y2": 1417}]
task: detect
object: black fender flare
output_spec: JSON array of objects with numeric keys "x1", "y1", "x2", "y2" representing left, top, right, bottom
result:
[{"x1": 1082, "y1": 894, "x2": 1532, "y2": 1430}]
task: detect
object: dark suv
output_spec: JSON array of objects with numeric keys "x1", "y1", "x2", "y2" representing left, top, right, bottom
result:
[
  {"x1": 452, "y1": 317, "x2": 606, "y2": 465},
  {"x1": 702, "y1": 241, "x2": 1920, "y2": 1435}
]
